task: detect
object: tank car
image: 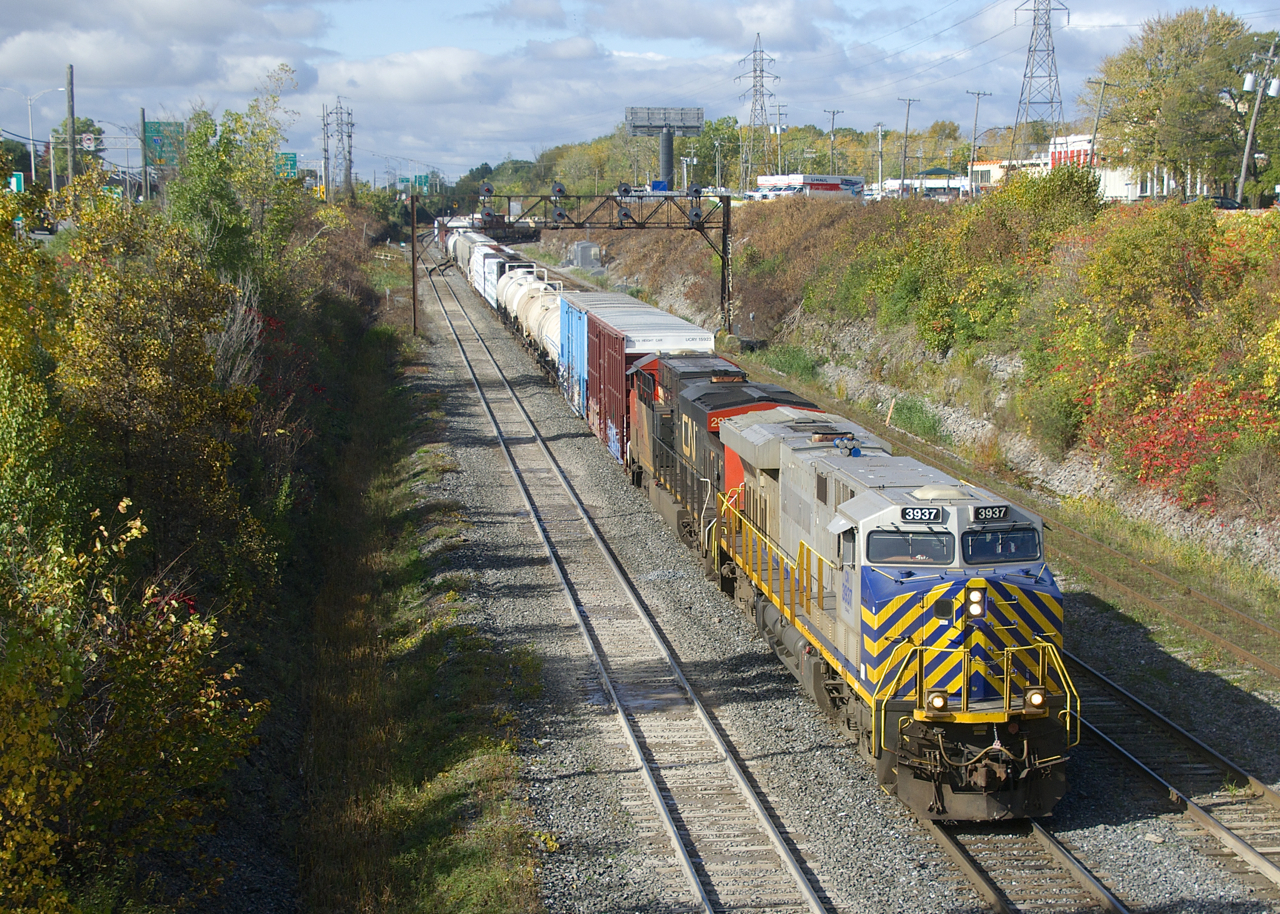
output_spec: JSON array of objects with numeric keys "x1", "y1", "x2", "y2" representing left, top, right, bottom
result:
[{"x1": 709, "y1": 407, "x2": 1078, "y2": 819}]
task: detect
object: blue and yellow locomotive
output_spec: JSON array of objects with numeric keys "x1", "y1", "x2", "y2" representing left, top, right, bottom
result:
[{"x1": 707, "y1": 405, "x2": 1078, "y2": 820}]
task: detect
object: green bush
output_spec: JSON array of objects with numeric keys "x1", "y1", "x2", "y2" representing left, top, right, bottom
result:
[
  {"x1": 760, "y1": 345, "x2": 822, "y2": 379},
  {"x1": 891, "y1": 396, "x2": 950, "y2": 444}
]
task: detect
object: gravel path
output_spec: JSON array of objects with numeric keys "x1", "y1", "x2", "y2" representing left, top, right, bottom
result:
[{"x1": 415, "y1": 280, "x2": 1280, "y2": 914}]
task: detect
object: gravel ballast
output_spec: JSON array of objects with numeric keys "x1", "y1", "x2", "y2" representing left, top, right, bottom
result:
[{"x1": 415, "y1": 278, "x2": 1280, "y2": 913}]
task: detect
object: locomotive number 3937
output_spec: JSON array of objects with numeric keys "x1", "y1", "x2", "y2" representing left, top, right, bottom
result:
[{"x1": 901, "y1": 507, "x2": 942, "y2": 523}]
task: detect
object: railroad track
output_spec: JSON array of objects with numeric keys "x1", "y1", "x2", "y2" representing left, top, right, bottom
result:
[
  {"x1": 422, "y1": 254, "x2": 833, "y2": 913},
  {"x1": 1065, "y1": 650, "x2": 1280, "y2": 895},
  {"x1": 924, "y1": 819, "x2": 1127, "y2": 914}
]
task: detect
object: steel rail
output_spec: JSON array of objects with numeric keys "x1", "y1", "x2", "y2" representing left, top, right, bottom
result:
[
  {"x1": 425, "y1": 252, "x2": 830, "y2": 914},
  {"x1": 1066, "y1": 651, "x2": 1280, "y2": 887},
  {"x1": 1029, "y1": 821, "x2": 1130, "y2": 914},
  {"x1": 922, "y1": 820, "x2": 1015, "y2": 914},
  {"x1": 1073, "y1": 714, "x2": 1280, "y2": 889},
  {"x1": 922, "y1": 818, "x2": 1131, "y2": 913},
  {"x1": 421, "y1": 259, "x2": 715, "y2": 913},
  {"x1": 1063, "y1": 648, "x2": 1280, "y2": 811}
]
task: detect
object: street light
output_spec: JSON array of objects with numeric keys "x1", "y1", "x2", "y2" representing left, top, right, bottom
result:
[{"x1": 0, "y1": 86, "x2": 65, "y2": 189}]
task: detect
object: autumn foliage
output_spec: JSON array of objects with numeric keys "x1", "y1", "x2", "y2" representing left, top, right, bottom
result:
[{"x1": 0, "y1": 70, "x2": 387, "y2": 910}]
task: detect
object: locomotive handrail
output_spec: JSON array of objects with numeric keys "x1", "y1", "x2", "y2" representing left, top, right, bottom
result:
[
  {"x1": 871, "y1": 639, "x2": 1081, "y2": 756},
  {"x1": 718, "y1": 494, "x2": 825, "y2": 623}
]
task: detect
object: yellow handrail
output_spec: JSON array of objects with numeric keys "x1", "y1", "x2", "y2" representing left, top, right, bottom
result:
[{"x1": 871, "y1": 640, "x2": 1080, "y2": 756}]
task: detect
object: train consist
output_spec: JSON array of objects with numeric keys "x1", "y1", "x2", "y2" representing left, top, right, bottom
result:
[{"x1": 438, "y1": 225, "x2": 1080, "y2": 821}]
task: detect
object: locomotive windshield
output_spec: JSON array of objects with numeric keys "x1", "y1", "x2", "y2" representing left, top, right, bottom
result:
[
  {"x1": 866, "y1": 530, "x2": 955, "y2": 565},
  {"x1": 962, "y1": 528, "x2": 1042, "y2": 564}
]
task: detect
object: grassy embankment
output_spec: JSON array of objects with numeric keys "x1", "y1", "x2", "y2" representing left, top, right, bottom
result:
[{"x1": 296, "y1": 256, "x2": 542, "y2": 913}]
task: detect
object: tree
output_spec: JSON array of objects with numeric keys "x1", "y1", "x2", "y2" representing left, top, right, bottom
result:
[{"x1": 1091, "y1": 9, "x2": 1253, "y2": 192}]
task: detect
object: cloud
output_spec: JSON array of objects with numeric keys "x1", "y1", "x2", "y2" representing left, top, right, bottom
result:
[{"x1": 481, "y1": 0, "x2": 568, "y2": 28}]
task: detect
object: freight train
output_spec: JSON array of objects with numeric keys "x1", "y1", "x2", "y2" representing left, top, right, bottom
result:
[{"x1": 436, "y1": 224, "x2": 1080, "y2": 821}]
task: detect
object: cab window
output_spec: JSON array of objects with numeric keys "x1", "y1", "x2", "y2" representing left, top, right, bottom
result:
[
  {"x1": 962, "y1": 528, "x2": 1041, "y2": 564},
  {"x1": 866, "y1": 531, "x2": 954, "y2": 565}
]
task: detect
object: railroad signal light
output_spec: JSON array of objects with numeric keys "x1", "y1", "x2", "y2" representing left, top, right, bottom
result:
[
  {"x1": 479, "y1": 181, "x2": 495, "y2": 197},
  {"x1": 688, "y1": 207, "x2": 703, "y2": 225},
  {"x1": 551, "y1": 181, "x2": 567, "y2": 198},
  {"x1": 552, "y1": 206, "x2": 568, "y2": 223},
  {"x1": 617, "y1": 182, "x2": 632, "y2": 197}
]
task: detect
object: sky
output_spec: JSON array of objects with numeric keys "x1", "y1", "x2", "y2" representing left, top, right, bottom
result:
[{"x1": 2, "y1": 0, "x2": 1280, "y2": 184}]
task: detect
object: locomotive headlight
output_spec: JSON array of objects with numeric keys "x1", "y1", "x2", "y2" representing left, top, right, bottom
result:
[
  {"x1": 925, "y1": 689, "x2": 949, "y2": 715},
  {"x1": 963, "y1": 585, "x2": 987, "y2": 620},
  {"x1": 1024, "y1": 688, "x2": 1047, "y2": 713}
]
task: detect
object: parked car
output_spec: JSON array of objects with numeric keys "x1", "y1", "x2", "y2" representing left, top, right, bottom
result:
[{"x1": 1187, "y1": 194, "x2": 1241, "y2": 209}]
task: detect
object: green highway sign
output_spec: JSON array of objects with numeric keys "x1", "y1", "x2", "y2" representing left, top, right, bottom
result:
[
  {"x1": 274, "y1": 153, "x2": 298, "y2": 179},
  {"x1": 413, "y1": 174, "x2": 430, "y2": 187},
  {"x1": 144, "y1": 121, "x2": 185, "y2": 167},
  {"x1": 8, "y1": 172, "x2": 23, "y2": 193}
]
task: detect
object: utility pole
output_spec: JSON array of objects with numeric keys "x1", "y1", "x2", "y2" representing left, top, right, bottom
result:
[
  {"x1": 899, "y1": 98, "x2": 917, "y2": 198},
  {"x1": 824, "y1": 108, "x2": 843, "y2": 173},
  {"x1": 773, "y1": 103, "x2": 787, "y2": 174},
  {"x1": 410, "y1": 193, "x2": 418, "y2": 336},
  {"x1": 139, "y1": 108, "x2": 148, "y2": 201},
  {"x1": 714, "y1": 137, "x2": 723, "y2": 189},
  {"x1": 1238, "y1": 35, "x2": 1279, "y2": 205},
  {"x1": 875, "y1": 123, "x2": 884, "y2": 196},
  {"x1": 65, "y1": 64, "x2": 75, "y2": 186},
  {"x1": 1086, "y1": 79, "x2": 1117, "y2": 170},
  {"x1": 341, "y1": 105, "x2": 355, "y2": 200},
  {"x1": 966, "y1": 90, "x2": 991, "y2": 197}
]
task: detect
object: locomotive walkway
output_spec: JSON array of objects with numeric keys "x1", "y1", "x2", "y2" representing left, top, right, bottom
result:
[{"x1": 422, "y1": 251, "x2": 833, "y2": 913}]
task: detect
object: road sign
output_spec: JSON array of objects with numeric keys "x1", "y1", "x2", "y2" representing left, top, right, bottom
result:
[
  {"x1": 144, "y1": 121, "x2": 185, "y2": 167},
  {"x1": 413, "y1": 174, "x2": 430, "y2": 187},
  {"x1": 274, "y1": 153, "x2": 298, "y2": 179},
  {"x1": 8, "y1": 172, "x2": 23, "y2": 193}
]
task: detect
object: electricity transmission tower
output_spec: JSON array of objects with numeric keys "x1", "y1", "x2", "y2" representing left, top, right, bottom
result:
[
  {"x1": 321, "y1": 105, "x2": 332, "y2": 201},
  {"x1": 1009, "y1": 0, "x2": 1068, "y2": 164},
  {"x1": 334, "y1": 102, "x2": 355, "y2": 200},
  {"x1": 736, "y1": 33, "x2": 778, "y2": 191}
]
